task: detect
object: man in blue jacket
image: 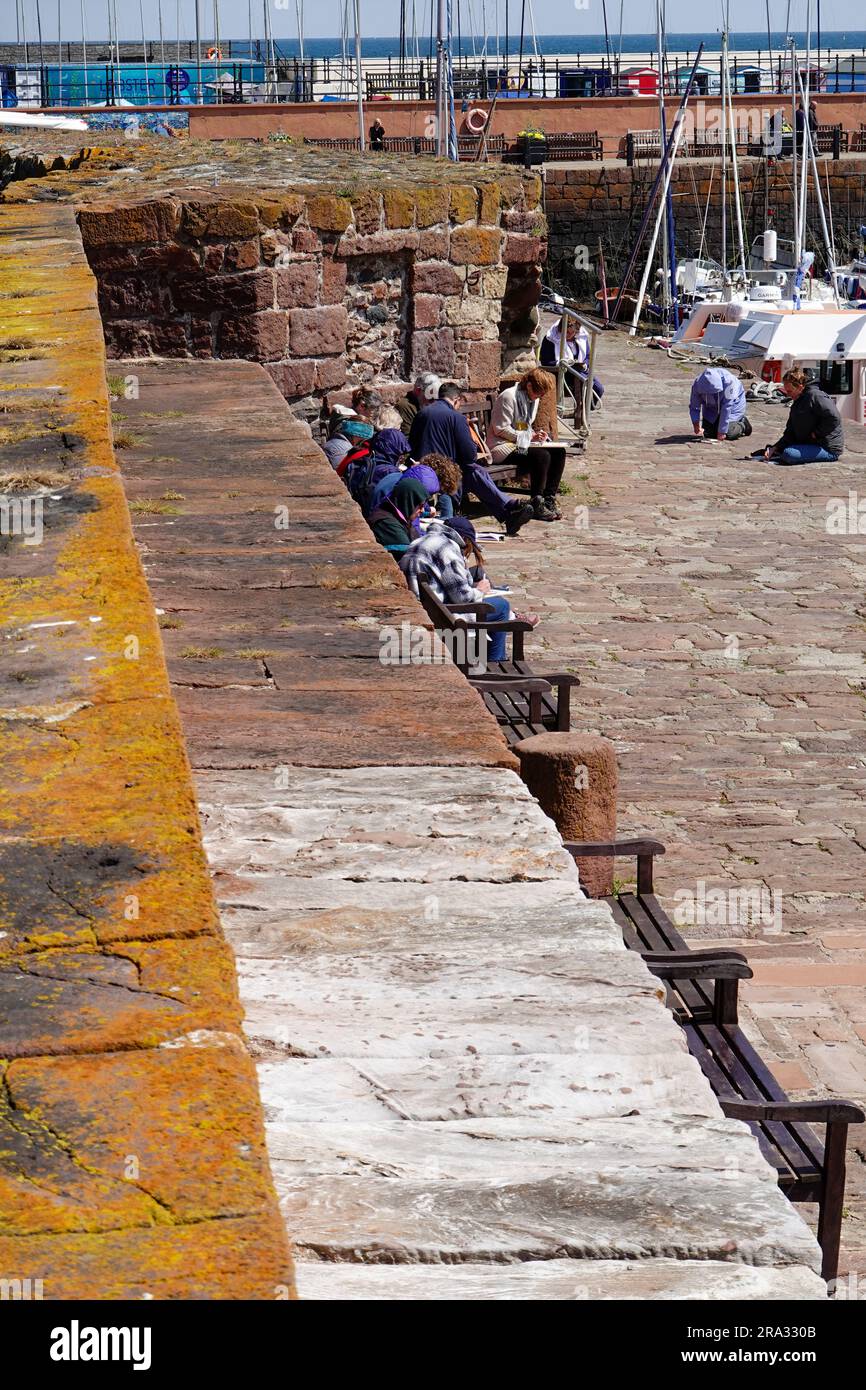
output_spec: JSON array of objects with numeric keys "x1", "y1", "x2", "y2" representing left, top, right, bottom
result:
[
  {"x1": 409, "y1": 383, "x2": 533, "y2": 535},
  {"x1": 689, "y1": 366, "x2": 752, "y2": 441}
]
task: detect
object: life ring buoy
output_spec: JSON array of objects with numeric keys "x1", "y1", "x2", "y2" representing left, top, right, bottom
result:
[
  {"x1": 466, "y1": 106, "x2": 487, "y2": 135},
  {"x1": 206, "y1": 46, "x2": 223, "y2": 61}
]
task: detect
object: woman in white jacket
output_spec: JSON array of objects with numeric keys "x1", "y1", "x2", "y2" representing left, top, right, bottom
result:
[{"x1": 488, "y1": 368, "x2": 566, "y2": 521}]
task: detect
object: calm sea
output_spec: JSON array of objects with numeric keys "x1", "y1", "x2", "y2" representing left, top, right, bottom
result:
[{"x1": 231, "y1": 31, "x2": 866, "y2": 59}]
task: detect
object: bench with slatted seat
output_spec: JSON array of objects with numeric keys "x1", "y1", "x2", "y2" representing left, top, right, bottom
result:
[
  {"x1": 417, "y1": 581, "x2": 579, "y2": 746},
  {"x1": 563, "y1": 837, "x2": 865, "y2": 1282},
  {"x1": 815, "y1": 122, "x2": 849, "y2": 154},
  {"x1": 544, "y1": 131, "x2": 604, "y2": 161}
]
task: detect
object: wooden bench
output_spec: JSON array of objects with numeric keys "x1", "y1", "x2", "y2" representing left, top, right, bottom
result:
[
  {"x1": 544, "y1": 131, "x2": 604, "y2": 161},
  {"x1": 622, "y1": 129, "x2": 663, "y2": 159},
  {"x1": 457, "y1": 133, "x2": 506, "y2": 160},
  {"x1": 303, "y1": 135, "x2": 362, "y2": 151},
  {"x1": 418, "y1": 581, "x2": 579, "y2": 745},
  {"x1": 563, "y1": 837, "x2": 865, "y2": 1282},
  {"x1": 383, "y1": 134, "x2": 436, "y2": 154},
  {"x1": 853, "y1": 124, "x2": 866, "y2": 153},
  {"x1": 815, "y1": 122, "x2": 849, "y2": 154}
]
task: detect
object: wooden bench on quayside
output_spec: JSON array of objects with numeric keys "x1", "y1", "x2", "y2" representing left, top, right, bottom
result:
[
  {"x1": 562, "y1": 836, "x2": 865, "y2": 1282},
  {"x1": 417, "y1": 581, "x2": 579, "y2": 746},
  {"x1": 543, "y1": 131, "x2": 604, "y2": 161}
]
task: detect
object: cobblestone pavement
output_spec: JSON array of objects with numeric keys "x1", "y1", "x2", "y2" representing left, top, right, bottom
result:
[{"x1": 486, "y1": 333, "x2": 866, "y2": 1278}]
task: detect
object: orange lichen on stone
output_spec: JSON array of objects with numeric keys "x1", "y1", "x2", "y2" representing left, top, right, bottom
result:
[
  {"x1": 477, "y1": 181, "x2": 502, "y2": 226},
  {"x1": 383, "y1": 187, "x2": 416, "y2": 229},
  {"x1": 0, "y1": 200, "x2": 294, "y2": 1299},
  {"x1": 449, "y1": 185, "x2": 477, "y2": 225},
  {"x1": 414, "y1": 184, "x2": 450, "y2": 227},
  {"x1": 450, "y1": 225, "x2": 502, "y2": 265},
  {"x1": 306, "y1": 193, "x2": 353, "y2": 232}
]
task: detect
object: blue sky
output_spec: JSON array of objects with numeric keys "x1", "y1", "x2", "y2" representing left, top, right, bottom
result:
[{"x1": 4, "y1": 0, "x2": 864, "y2": 43}]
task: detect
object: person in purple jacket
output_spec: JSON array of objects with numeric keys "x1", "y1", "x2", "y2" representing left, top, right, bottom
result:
[{"x1": 689, "y1": 367, "x2": 752, "y2": 442}]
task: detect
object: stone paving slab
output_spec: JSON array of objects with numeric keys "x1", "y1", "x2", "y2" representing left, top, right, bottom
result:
[
  {"x1": 296, "y1": 1260, "x2": 825, "y2": 1300},
  {"x1": 502, "y1": 326, "x2": 866, "y2": 1276}
]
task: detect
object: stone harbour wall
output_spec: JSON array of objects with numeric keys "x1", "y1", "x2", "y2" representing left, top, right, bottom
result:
[
  {"x1": 76, "y1": 179, "x2": 547, "y2": 414},
  {"x1": 545, "y1": 155, "x2": 866, "y2": 295}
]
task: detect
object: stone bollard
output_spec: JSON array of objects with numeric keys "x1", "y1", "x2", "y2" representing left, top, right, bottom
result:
[{"x1": 516, "y1": 732, "x2": 617, "y2": 897}]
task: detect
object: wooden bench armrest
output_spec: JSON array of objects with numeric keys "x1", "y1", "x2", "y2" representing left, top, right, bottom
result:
[
  {"x1": 563, "y1": 837, "x2": 666, "y2": 893},
  {"x1": 643, "y1": 949, "x2": 752, "y2": 1023},
  {"x1": 446, "y1": 601, "x2": 495, "y2": 616},
  {"x1": 469, "y1": 676, "x2": 553, "y2": 694},
  {"x1": 475, "y1": 617, "x2": 534, "y2": 632},
  {"x1": 721, "y1": 1099, "x2": 866, "y2": 1126},
  {"x1": 526, "y1": 670, "x2": 581, "y2": 688},
  {"x1": 642, "y1": 950, "x2": 752, "y2": 981}
]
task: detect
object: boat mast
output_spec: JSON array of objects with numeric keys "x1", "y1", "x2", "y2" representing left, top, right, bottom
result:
[
  {"x1": 140, "y1": 0, "x2": 150, "y2": 106},
  {"x1": 296, "y1": 0, "x2": 305, "y2": 64},
  {"x1": 798, "y1": 0, "x2": 811, "y2": 260},
  {"x1": 654, "y1": 0, "x2": 669, "y2": 314},
  {"x1": 57, "y1": 0, "x2": 63, "y2": 107},
  {"x1": 195, "y1": 0, "x2": 203, "y2": 103},
  {"x1": 81, "y1": 0, "x2": 90, "y2": 106},
  {"x1": 790, "y1": 36, "x2": 800, "y2": 262},
  {"x1": 436, "y1": 0, "x2": 445, "y2": 153},
  {"x1": 158, "y1": 0, "x2": 167, "y2": 103},
  {"x1": 796, "y1": 63, "x2": 839, "y2": 302},
  {"x1": 353, "y1": 0, "x2": 364, "y2": 149},
  {"x1": 723, "y1": 33, "x2": 747, "y2": 280},
  {"x1": 721, "y1": 26, "x2": 728, "y2": 278},
  {"x1": 630, "y1": 50, "x2": 704, "y2": 334}
]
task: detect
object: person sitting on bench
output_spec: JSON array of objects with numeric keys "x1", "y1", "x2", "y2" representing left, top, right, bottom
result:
[
  {"x1": 395, "y1": 372, "x2": 441, "y2": 433},
  {"x1": 540, "y1": 318, "x2": 604, "y2": 407},
  {"x1": 488, "y1": 369, "x2": 566, "y2": 521},
  {"x1": 401, "y1": 515, "x2": 536, "y2": 662},
  {"x1": 689, "y1": 366, "x2": 752, "y2": 441},
  {"x1": 368, "y1": 475, "x2": 432, "y2": 550},
  {"x1": 409, "y1": 382, "x2": 534, "y2": 535}
]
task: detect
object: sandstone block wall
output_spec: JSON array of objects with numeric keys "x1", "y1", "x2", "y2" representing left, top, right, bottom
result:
[
  {"x1": 76, "y1": 179, "x2": 547, "y2": 414},
  {"x1": 545, "y1": 156, "x2": 866, "y2": 296}
]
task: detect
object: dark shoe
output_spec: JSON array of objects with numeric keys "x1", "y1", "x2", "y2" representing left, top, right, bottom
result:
[
  {"x1": 505, "y1": 502, "x2": 534, "y2": 536},
  {"x1": 531, "y1": 494, "x2": 546, "y2": 518},
  {"x1": 542, "y1": 494, "x2": 563, "y2": 520},
  {"x1": 743, "y1": 416, "x2": 753, "y2": 437}
]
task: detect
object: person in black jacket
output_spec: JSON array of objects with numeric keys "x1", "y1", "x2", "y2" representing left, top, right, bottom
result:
[
  {"x1": 764, "y1": 368, "x2": 844, "y2": 465},
  {"x1": 409, "y1": 383, "x2": 533, "y2": 535},
  {"x1": 369, "y1": 118, "x2": 386, "y2": 151}
]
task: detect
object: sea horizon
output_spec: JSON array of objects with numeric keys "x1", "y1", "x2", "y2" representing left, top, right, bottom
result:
[{"x1": 3, "y1": 31, "x2": 866, "y2": 59}]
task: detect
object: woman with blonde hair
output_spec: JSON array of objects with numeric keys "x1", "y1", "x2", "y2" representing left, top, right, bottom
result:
[{"x1": 488, "y1": 368, "x2": 566, "y2": 520}]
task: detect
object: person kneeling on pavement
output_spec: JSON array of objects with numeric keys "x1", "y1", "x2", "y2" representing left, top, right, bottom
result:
[
  {"x1": 401, "y1": 515, "x2": 537, "y2": 663},
  {"x1": 763, "y1": 367, "x2": 844, "y2": 465},
  {"x1": 689, "y1": 366, "x2": 752, "y2": 441}
]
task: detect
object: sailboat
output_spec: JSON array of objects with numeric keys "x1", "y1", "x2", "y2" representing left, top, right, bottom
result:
[{"x1": 666, "y1": 8, "x2": 866, "y2": 426}]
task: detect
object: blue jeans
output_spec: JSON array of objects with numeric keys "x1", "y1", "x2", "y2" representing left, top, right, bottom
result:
[
  {"x1": 477, "y1": 594, "x2": 510, "y2": 663},
  {"x1": 437, "y1": 492, "x2": 457, "y2": 518},
  {"x1": 460, "y1": 463, "x2": 522, "y2": 523},
  {"x1": 776, "y1": 445, "x2": 840, "y2": 465}
]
